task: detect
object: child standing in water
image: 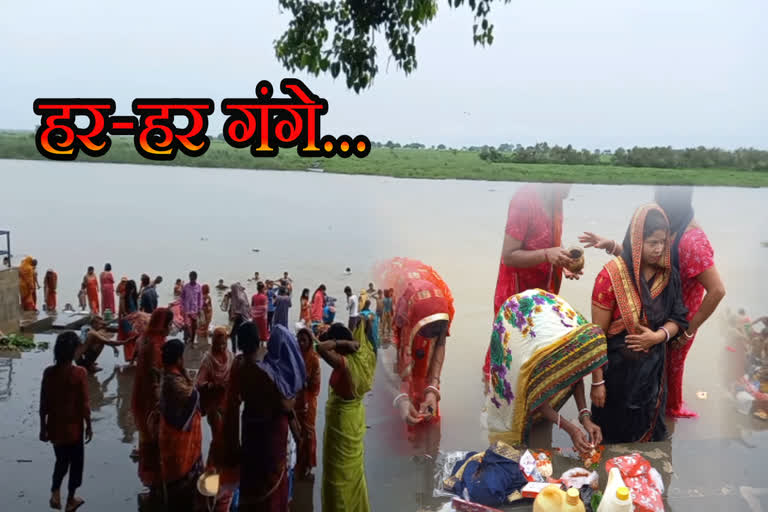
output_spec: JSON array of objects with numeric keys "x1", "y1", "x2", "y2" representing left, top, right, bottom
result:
[
  {"x1": 77, "y1": 284, "x2": 87, "y2": 311},
  {"x1": 40, "y1": 331, "x2": 92, "y2": 511}
]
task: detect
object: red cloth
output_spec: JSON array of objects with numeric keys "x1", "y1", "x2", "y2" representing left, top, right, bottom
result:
[
  {"x1": 40, "y1": 364, "x2": 91, "y2": 445},
  {"x1": 484, "y1": 186, "x2": 564, "y2": 377},
  {"x1": 85, "y1": 274, "x2": 100, "y2": 313},
  {"x1": 100, "y1": 271, "x2": 115, "y2": 314},
  {"x1": 311, "y1": 290, "x2": 324, "y2": 322},
  {"x1": 251, "y1": 293, "x2": 270, "y2": 340},
  {"x1": 605, "y1": 454, "x2": 664, "y2": 512},
  {"x1": 666, "y1": 228, "x2": 715, "y2": 413},
  {"x1": 592, "y1": 267, "x2": 622, "y2": 321}
]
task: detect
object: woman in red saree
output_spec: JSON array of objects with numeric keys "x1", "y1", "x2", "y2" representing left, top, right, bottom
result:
[
  {"x1": 158, "y1": 339, "x2": 204, "y2": 511},
  {"x1": 310, "y1": 285, "x2": 326, "y2": 332},
  {"x1": 375, "y1": 258, "x2": 454, "y2": 452},
  {"x1": 294, "y1": 328, "x2": 321, "y2": 480},
  {"x1": 483, "y1": 184, "x2": 581, "y2": 381},
  {"x1": 44, "y1": 269, "x2": 58, "y2": 312},
  {"x1": 83, "y1": 267, "x2": 100, "y2": 314},
  {"x1": 581, "y1": 187, "x2": 726, "y2": 418},
  {"x1": 131, "y1": 307, "x2": 174, "y2": 492},
  {"x1": 214, "y1": 322, "x2": 304, "y2": 512},
  {"x1": 100, "y1": 263, "x2": 115, "y2": 315},
  {"x1": 18, "y1": 256, "x2": 38, "y2": 311}
]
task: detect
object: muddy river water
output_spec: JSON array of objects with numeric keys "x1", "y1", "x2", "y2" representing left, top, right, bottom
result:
[{"x1": 1, "y1": 159, "x2": 767, "y2": 510}]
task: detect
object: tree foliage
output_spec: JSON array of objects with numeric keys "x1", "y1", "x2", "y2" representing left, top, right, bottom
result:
[
  {"x1": 476, "y1": 142, "x2": 768, "y2": 170},
  {"x1": 274, "y1": 0, "x2": 512, "y2": 92}
]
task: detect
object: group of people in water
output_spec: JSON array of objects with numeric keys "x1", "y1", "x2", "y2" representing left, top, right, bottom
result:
[{"x1": 33, "y1": 184, "x2": 726, "y2": 511}]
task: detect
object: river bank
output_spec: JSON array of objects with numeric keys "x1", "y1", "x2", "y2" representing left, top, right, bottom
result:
[
  {"x1": 1, "y1": 159, "x2": 767, "y2": 510},
  {"x1": 2, "y1": 133, "x2": 767, "y2": 186}
]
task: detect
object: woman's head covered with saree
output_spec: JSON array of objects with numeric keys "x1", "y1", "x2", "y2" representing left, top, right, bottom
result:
[
  {"x1": 604, "y1": 203, "x2": 688, "y2": 337},
  {"x1": 484, "y1": 289, "x2": 607, "y2": 446},
  {"x1": 374, "y1": 257, "x2": 454, "y2": 379},
  {"x1": 236, "y1": 321, "x2": 306, "y2": 400},
  {"x1": 229, "y1": 282, "x2": 251, "y2": 320}
]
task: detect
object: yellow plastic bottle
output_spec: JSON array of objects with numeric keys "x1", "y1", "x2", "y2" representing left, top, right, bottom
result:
[
  {"x1": 533, "y1": 485, "x2": 566, "y2": 512},
  {"x1": 563, "y1": 487, "x2": 586, "y2": 512}
]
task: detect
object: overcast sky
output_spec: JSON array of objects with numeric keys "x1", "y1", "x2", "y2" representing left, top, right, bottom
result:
[{"x1": 2, "y1": 0, "x2": 765, "y2": 149}]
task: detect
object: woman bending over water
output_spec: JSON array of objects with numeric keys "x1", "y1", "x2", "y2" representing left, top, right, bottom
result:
[{"x1": 483, "y1": 289, "x2": 607, "y2": 453}]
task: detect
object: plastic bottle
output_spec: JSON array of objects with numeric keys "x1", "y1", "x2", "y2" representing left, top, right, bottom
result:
[
  {"x1": 597, "y1": 485, "x2": 634, "y2": 512},
  {"x1": 563, "y1": 487, "x2": 586, "y2": 512},
  {"x1": 533, "y1": 485, "x2": 566, "y2": 512},
  {"x1": 597, "y1": 468, "x2": 632, "y2": 512}
]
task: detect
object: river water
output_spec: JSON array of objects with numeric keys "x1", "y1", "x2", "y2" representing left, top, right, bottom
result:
[{"x1": 1, "y1": 159, "x2": 767, "y2": 511}]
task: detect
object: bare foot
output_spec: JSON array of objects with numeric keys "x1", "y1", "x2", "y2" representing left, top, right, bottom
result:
[
  {"x1": 66, "y1": 496, "x2": 85, "y2": 511},
  {"x1": 50, "y1": 490, "x2": 62, "y2": 509}
]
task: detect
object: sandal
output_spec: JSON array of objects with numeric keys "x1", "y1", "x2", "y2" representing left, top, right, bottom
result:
[{"x1": 66, "y1": 497, "x2": 85, "y2": 511}]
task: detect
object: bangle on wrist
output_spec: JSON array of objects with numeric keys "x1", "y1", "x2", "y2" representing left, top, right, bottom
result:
[
  {"x1": 683, "y1": 330, "x2": 694, "y2": 339},
  {"x1": 425, "y1": 385, "x2": 441, "y2": 401},
  {"x1": 543, "y1": 250, "x2": 550, "y2": 264},
  {"x1": 591, "y1": 380, "x2": 605, "y2": 387},
  {"x1": 660, "y1": 326, "x2": 670, "y2": 343},
  {"x1": 393, "y1": 393, "x2": 409, "y2": 409}
]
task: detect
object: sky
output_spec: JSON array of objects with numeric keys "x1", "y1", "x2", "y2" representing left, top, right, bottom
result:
[{"x1": 1, "y1": 0, "x2": 766, "y2": 150}]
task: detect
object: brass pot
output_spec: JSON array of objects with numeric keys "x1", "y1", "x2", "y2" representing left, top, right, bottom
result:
[{"x1": 566, "y1": 246, "x2": 585, "y2": 273}]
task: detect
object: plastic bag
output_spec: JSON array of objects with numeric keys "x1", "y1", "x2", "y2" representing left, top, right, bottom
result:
[
  {"x1": 520, "y1": 450, "x2": 553, "y2": 482},
  {"x1": 560, "y1": 468, "x2": 599, "y2": 490}
]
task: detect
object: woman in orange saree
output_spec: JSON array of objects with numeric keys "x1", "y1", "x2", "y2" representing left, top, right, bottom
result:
[
  {"x1": 375, "y1": 258, "x2": 454, "y2": 453},
  {"x1": 44, "y1": 269, "x2": 58, "y2": 312},
  {"x1": 100, "y1": 264, "x2": 115, "y2": 315},
  {"x1": 132, "y1": 307, "x2": 174, "y2": 492},
  {"x1": 18, "y1": 256, "x2": 38, "y2": 311},
  {"x1": 83, "y1": 267, "x2": 99, "y2": 314},
  {"x1": 157, "y1": 339, "x2": 204, "y2": 511},
  {"x1": 294, "y1": 328, "x2": 321, "y2": 480}
]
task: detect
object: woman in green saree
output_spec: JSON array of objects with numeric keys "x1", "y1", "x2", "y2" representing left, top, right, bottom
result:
[{"x1": 316, "y1": 318, "x2": 377, "y2": 512}]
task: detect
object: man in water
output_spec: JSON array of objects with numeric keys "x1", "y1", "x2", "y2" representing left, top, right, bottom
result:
[
  {"x1": 216, "y1": 279, "x2": 228, "y2": 291},
  {"x1": 344, "y1": 286, "x2": 360, "y2": 331},
  {"x1": 76, "y1": 317, "x2": 135, "y2": 373},
  {"x1": 180, "y1": 271, "x2": 203, "y2": 344}
]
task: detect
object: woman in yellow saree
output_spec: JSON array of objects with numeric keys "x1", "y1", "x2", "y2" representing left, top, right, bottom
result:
[
  {"x1": 19, "y1": 256, "x2": 39, "y2": 311},
  {"x1": 316, "y1": 319, "x2": 377, "y2": 512}
]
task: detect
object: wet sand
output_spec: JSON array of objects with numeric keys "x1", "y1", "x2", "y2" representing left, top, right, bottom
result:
[{"x1": 1, "y1": 159, "x2": 767, "y2": 510}]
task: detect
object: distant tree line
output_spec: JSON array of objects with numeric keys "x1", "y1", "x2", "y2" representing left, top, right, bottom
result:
[{"x1": 370, "y1": 140, "x2": 768, "y2": 171}]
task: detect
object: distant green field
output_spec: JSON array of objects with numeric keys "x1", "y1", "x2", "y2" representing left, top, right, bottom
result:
[{"x1": 1, "y1": 132, "x2": 765, "y2": 187}]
